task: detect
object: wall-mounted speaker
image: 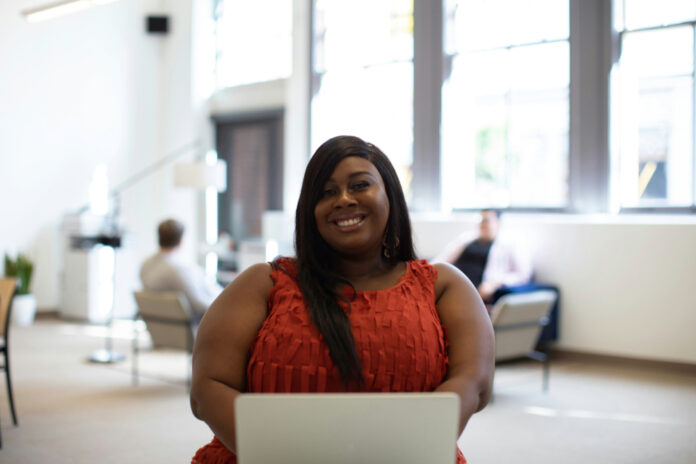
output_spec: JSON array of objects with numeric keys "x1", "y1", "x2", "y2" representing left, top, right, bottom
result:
[{"x1": 146, "y1": 15, "x2": 169, "y2": 34}]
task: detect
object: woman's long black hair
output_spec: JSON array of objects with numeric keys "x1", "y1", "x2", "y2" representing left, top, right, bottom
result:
[{"x1": 293, "y1": 135, "x2": 417, "y2": 385}]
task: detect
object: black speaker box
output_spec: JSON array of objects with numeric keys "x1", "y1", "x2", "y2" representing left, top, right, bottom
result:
[{"x1": 146, "y1": 15, "x2": 169, "y2": 34}]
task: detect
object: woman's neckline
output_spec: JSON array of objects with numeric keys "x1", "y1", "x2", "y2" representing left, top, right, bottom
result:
[{"x1": 341, "y1": 261, "x2": 411, "y2": 294}]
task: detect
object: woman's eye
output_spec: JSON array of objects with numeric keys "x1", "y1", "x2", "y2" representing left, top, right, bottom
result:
[
  {"x1": 322, "y1": 188, "x2": 337, "y2": 197},
  {"x1": 351, "y1": 181, "x2": 369, "y2": 191}
]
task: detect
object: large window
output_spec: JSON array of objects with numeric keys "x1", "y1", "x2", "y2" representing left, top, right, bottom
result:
[
  {"x1": 614, "y1": 0, "x2": 696, "y2": 209},
  {"x1": 214, "y1": 0, "x2": 293, "y2": 89},
  {"x1": 217, "y1": 0, "x2": 695, "y2": 214},
  {"x1": 311, "y1": 0, "x2": 414, "y2": 198},
  {"x1": 441, "y1": 0, "x2": 570, "y2": 210}
]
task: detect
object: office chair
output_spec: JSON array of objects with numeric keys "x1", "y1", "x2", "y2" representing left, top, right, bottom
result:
[
  {"x1": 490, "y1": 289, "x2": 558, "y2": 391},
  {"x1": 132, "y1": 290, "x2": 197, "y2": 388},
  {"x1": 0, "y1": 278, "x2": 20, "y2": 448}
]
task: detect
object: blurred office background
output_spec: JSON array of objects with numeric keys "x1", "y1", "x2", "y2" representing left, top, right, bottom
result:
[
  {"x1": 0, "y1": 0, "x2": 695, "y2": 461},
  {"x1": 2, "y1": 0, "x2": 694, "y2": 364}
]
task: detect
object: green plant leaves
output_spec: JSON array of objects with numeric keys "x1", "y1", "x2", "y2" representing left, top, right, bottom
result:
[{"x1": 3, "y1": 253, "x2": 34, "y2": 295}]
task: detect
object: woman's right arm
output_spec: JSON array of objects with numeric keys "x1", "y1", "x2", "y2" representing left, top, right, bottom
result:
[{"x1": 190, "y1": 262, "x2": 273, "y2": 454}]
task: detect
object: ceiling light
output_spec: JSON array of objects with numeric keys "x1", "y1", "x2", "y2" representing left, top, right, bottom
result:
[{"x1": 22, "y1": 0, "x2": 120, "y2": 23}]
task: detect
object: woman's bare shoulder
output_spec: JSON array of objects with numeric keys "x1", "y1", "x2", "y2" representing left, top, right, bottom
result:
[
  {"x1": 431, "y1": 262, "x2": 471, "y2": 298},
  {"x1": 203, "y1": 262, "x2": 274, "y2": 324},
  {"x1": 230, "y1": 262, "x2": 275, "y2": 292}
]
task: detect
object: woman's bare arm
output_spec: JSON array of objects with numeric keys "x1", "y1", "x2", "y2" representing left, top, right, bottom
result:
[
  {"x1": 189, "y1": 262, "x2": 273, "y2": 453},
  {"x1": 433, "y1": 262, "x2": 495, "y2": 435}
]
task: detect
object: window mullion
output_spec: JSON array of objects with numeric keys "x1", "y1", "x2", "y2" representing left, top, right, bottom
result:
[
  {"x1": 412, "y1": 0, "x2": 443, "y2": 211},
  {"x1": 569, "y1": 0, "x2": 612, "y2": 213},
  {"x1": 693, "y1": 23, "x2": 696, "y2": 207}
]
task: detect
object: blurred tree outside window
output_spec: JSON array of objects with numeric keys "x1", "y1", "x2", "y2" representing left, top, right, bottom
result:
[{"x1": 441, "y1": 0, "x2": 570, "y2": 210}]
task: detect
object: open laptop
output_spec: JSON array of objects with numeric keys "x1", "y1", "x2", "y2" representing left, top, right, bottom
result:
[{"x1": 235, "y1": 392, "x2": 460, "y2": 464}]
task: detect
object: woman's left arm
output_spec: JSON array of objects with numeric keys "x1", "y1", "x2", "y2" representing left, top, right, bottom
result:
[{"x1": 433, "y1": 262, "x2": 495, "y2": 435}]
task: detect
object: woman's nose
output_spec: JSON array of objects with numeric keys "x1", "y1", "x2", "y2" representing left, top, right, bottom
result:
[{"x1": 334, "y1": 188, "x2": 357, "y2": 207}]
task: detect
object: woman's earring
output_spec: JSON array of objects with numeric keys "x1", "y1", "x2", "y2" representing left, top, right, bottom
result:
[
  {"x1": 382, "y1": 236, "x2": 391, "y2": 258},
  {"x1": 382, "y1": 236, "x2": 399, "y2": 259}
]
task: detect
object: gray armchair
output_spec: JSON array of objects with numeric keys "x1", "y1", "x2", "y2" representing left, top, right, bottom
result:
[
  {"x1": 490, "y1": 289, "x2": 557, "y2": 391},
  {"x1": 132, "y1": 290, "x2": 198, "y2": 388}
]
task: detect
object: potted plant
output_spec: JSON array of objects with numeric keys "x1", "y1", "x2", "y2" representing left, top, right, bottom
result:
[{"x1": 4, "y1": 253, "x2": 36, "y2": 326}]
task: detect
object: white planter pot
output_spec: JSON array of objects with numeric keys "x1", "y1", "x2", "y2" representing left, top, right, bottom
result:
[{"x1": 12, "y1": 294, "x2": 37, "y2": 327}]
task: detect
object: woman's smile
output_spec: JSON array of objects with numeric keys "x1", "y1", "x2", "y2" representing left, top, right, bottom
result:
[{"x1": 333, "y1": 214, "x2": 366, "y2": 230}]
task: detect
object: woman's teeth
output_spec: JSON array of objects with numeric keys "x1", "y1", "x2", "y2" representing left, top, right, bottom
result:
[{"x1": 337, "y1": 217, "x2": 361, "y2": 227}]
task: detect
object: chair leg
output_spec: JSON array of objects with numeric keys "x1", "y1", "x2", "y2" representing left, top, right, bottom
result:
[
  {"x1": 527, "y1": 350, "x2": 550, "y2": 392},
  {"x1": 542, "y1": 356, "x2": 550, "y2": 392},
  {"x1": 4, "y1": 351, "x2": 18, "y2": 425}
]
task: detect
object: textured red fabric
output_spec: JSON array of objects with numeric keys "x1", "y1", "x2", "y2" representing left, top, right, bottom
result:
[{"x1": 192, "y1": 258, "x2": 467, "y2": 463}]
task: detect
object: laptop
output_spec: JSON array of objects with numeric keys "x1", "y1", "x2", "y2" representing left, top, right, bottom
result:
[{"x1": 235, "y1": 392, "x2": 460, "y2": 464}]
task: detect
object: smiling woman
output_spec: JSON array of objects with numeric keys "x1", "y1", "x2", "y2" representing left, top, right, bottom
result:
[
  {"x1": 189, "y1": 135, "x2": 495, "y2": 464},
  {"x1": 314, "y1": 156, "x2": 390, "y2": 258}
]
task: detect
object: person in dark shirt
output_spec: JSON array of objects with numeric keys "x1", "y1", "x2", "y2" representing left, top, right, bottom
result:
[
  {"x1": 434, "y1": 209, "x2": 532, "y2": 303},
  {"x1": 453, "y1": 239, "x2": 493, "y2": 288}
]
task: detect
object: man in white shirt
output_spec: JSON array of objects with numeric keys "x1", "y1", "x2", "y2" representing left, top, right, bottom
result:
[
  {"x1": 140, "y1": 219, "x2": 223, "y2": 320},
  {"x1": 433, "y1": 209, "x2": 532, "y2": 303}
]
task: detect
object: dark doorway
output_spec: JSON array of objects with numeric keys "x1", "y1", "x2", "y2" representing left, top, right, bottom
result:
[{"x1": 215, "y1": 110, "x2": 284, "y2": 249}]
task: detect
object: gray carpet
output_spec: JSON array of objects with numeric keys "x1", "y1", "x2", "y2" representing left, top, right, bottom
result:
[{"x1": 1, "y1": 319, "x2": 694, "y2": 463}]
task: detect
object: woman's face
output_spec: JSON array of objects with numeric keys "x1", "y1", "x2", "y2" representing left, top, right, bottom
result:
[{"x1": 314, "y1": 156, "x2": 390, "y2": 258}]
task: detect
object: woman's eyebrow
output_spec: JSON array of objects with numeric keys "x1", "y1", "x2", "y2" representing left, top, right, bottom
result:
[
  {"x1": 325, "y1": 171, "x2": 375, "y2": 183},
  {"x1": 347, "y1": 171, "x2": 374, "y2": 179}
]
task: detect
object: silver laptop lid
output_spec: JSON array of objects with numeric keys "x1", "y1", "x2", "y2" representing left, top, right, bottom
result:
[{"x1": 235, "y1": 392, "x2": 460, "y2": 464}]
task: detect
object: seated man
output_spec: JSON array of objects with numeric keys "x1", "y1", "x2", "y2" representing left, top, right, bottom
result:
[
  {"x1": 140, "y1": 219, "x2": 223, "y2": 320},
  {"x1": 433, "y1": 209, "x2": 532, "y2": 304}
]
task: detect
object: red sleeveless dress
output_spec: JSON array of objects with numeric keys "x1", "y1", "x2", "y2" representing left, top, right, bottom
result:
[{"x1": 192, "y1": 258, "x2": 467, "y2": 463}]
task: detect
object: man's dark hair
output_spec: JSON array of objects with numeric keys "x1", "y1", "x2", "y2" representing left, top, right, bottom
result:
[
  {"x1": 481, "y1": 208, "x2": 502, "y2": 219},
  {"x1": 158, "y1": 219, "x2": 184, "y2": 249},
  {"x1": 292, "y1": 135, "x2": 416, "y2": 385}
]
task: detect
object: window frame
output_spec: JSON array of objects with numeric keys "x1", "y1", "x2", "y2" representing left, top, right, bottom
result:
[
  {"x1": 415, "y1": 0, "x2": 578, "y2": 213},
  {"x1": 441, "y1": 21, "x2": 572, "y2": 211},
  {"x1": 613, "y1": 17, "x2": 696, "y2": 214}
]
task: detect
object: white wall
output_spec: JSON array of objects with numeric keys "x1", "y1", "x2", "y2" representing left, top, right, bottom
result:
[{"x1": 0, "y1": 0, "x2": 206, "y2": 316}]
